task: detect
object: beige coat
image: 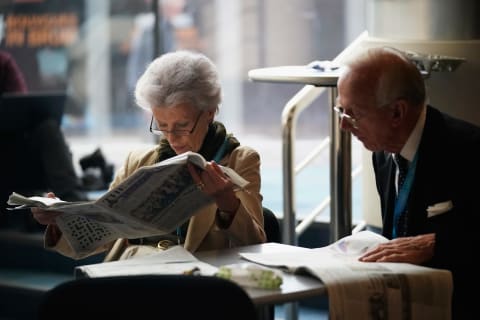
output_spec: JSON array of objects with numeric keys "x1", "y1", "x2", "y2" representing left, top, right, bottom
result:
[{"x1": 45, "y1": 145, "x2": 266, "y2": 260}]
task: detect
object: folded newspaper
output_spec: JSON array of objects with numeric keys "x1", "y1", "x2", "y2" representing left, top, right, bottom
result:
[
  {"x1": 75, "y1": 245, "x2": 219, "y2": 278},
  {"x1": 7, "y1": 151, "x2": 249, "y2": 256},
  {"x1": 240, "y1": 231, "x2": 453, "y2": 320}
]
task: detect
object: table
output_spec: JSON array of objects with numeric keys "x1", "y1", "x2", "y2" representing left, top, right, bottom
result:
[
  {"x1": 247, "y1": 66, "x2": 340, "y2": 86},
  {"x1": 74, "y1": 243, "x2": 326, "y2": 305},
  {"x1": 196, "y1": 242, "x2": 326, "y2": 306},
  {"x1": 76, "y1": 242, "x2": 326, "y2": 320}
]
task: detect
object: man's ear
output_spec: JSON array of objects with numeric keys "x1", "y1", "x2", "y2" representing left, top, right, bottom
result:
[{"x1": 391, "y1": 99, "x2": 407, "y2": 126}]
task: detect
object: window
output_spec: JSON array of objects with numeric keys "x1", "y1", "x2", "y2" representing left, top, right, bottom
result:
[{"x1": 1, "y1": 0, "x2": 366, "y2": 224}]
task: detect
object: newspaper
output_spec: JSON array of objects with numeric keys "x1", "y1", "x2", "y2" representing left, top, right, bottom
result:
[
  {"x1": 240, "y1": 231, "x2": 453, "y2": 320},
  {"x1": 75, "y1": 245, "x2": 219, "y2": 278},
  {"x1": 7, "y1": 151, "x2": 249, "y2": 257}
]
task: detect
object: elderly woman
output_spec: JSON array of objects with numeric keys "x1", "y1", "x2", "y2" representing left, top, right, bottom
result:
[{"x1": 32, "y1": 50, "x2": 266, "y2": 260}]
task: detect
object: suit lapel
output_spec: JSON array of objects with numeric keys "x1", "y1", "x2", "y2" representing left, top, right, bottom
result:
[
  {"x1": 372, "y1": 151, "x2": 397, "y2": 238},
  {"x1": 406, "y1": 106, "x2": 447, "y2": 234},
  {"x1": 381, "y1": 153, "x2": 396, "y2": 239}
]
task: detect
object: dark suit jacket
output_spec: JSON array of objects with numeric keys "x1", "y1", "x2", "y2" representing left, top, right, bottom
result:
[{"x1": 372, "y1": 105, "x2": 479, "y2": 319}]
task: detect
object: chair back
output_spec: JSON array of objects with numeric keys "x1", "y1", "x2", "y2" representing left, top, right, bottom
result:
[
  {"x1": 37, "y1": 275, "x2": 258, "y2": 320},
  {"x1": 263, "y1": 206, "x2": 281, "y2": 243}
]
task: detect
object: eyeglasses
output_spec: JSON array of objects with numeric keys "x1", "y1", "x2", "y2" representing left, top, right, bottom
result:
[
  {"x1": 150, "y1": 111, "x2": 203, "y2": 136},
  {"x1": 334, "y1": 98, "x2": 402, "y2": 130},
  {"x1": 333, "y1": 106, "x2": 358, "y2": 128}
]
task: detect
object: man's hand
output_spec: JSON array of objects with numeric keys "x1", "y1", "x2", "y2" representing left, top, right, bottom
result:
[{"x1": 359, "y1": 233, "x2": 435, "y2": 265}]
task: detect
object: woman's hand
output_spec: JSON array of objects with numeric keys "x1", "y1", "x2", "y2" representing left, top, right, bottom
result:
[
  {"x1": 187, "y1": 162, "x2": 240, "y2": 213},
  {"x1": 31, "y1": 192, "x2": 63, "y2": 226}
]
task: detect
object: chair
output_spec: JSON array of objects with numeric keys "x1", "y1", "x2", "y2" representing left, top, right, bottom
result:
[
  {"x1": 37, "y1": 275, "x2": 258, "y2": 320},
  {"x1": 263, "y1": 206, "x2": 281, "y2": 243},
  {"x1": 261, "y1": 207, "x2": 281, "y2": 320}
]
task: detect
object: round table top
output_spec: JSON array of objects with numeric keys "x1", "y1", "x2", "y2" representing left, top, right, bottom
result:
[{"x1": 248, "y1": 65, "x2": 341, "y2": 87}]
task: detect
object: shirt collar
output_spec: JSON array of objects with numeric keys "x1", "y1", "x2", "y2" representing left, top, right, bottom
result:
[{"x1": 399, "y1": 105, "x2": 426, "y2": 162}]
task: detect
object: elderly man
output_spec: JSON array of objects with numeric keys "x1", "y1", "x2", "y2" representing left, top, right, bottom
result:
[{"x1": 335, "y1": 46, "x2": 478, "y2": 319}]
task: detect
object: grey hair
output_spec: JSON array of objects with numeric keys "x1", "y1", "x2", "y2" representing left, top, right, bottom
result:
[
  {"x1": 346, "y1": 46, "x2": 426, "y2": 108},
  {"x1": 134, "y1": 50, "x2": 221, "y2": 113}
]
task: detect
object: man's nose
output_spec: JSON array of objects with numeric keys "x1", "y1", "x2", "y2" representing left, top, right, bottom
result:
[{"x1": 338, "y1": 117, "x2": 350, "y2": 131}]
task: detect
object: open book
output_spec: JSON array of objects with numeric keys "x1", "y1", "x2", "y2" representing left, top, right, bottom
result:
[
  {"x1": 7, "y1": 151, "x2": 249, "y2": 257},
  {"x1": 240, "y1": 231, "x2": 453, "y2": 320}
]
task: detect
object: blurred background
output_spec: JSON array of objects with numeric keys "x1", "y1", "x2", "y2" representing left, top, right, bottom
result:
[{"x1": 0, "y1": 0, "x2": 367, "y2": 226}]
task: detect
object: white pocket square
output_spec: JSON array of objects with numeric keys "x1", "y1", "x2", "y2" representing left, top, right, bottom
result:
[{"x1": 427, "y1": 200, "x2": 453, "y2": 218}]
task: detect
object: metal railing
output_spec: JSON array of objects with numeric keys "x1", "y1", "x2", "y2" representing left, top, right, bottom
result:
[
  {"x1": 281, "y1": 85, "x2": 353, "y2": 246},
  {"x1": 276, "y1": 32, "x2": 370, "y2": 247}
]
